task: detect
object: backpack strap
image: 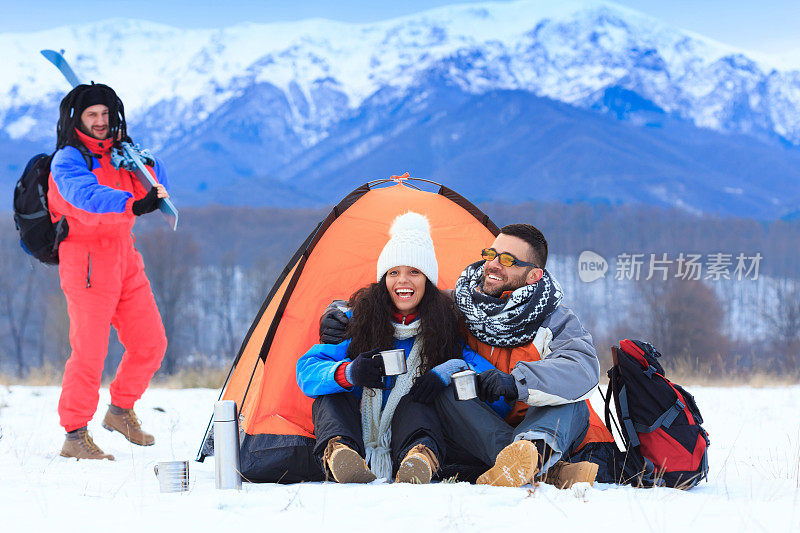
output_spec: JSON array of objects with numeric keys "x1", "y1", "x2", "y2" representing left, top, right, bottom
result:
[
  {"x1": 36, "y1": 183, "x2": 48, "y2": 212},
  {"x1": 53, "y1": 216, "x2": 69, "y2": 252},
  {"x1": 76, "y1": 144, "x2": 96, "y2": 171},
  {"x1": 617, "y1": 384, "x2": 640, "y2": 448},
  {"x1": 613, "y1": 438, "x2": 662, "y2": 487},
  {"x1": 604, "y1": 346, "x2": 620, "y2": 435},
  {"x1": 600, "y1": 382, "x2": 625, "y2": 447},
  {"x1": 633, "y1": 398, "x2": 685, "y2": 433},
  {"x1": 602, "y1": 381, "x2": 614, "y2": 436},
  {"x1": 638, "y1": 456, "x2": 662, "y2": 487}
]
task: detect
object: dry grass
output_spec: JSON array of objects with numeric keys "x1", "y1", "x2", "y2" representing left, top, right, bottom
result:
[
  {"x1": 666, "y1": 369, "x2": 800, "y2": 388},
  {"x1": 596, "y1": 346, "x2": 800, "y2": 388},
  {"x1": 0, "y1": 365, "x2": 230, "y2": 390},
  {"x1": 151, "y1": 366, "x2": 229, "y2": 389},
  {"x1": 3, "y1": 352, "x2": 798, "y2": 390},
  {"x1": 657, "y1": 355, "x2": 800, "y2": 388},
  {"x1": 596, "y1": 369, "x2": 800, "y2": 388},
  {"x1": 3, "y1": 366, "x2": 797, "y2": 389},
  {"x1": 0, "y1": 364, "x2": 64, "y2": 387}
]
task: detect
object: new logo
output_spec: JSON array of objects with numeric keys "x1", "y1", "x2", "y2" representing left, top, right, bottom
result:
[{"x1": 578, "y1": 251, "x2": 608, "y2": 283}]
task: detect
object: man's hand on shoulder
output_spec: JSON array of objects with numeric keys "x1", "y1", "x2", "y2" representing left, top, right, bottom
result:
[{"x1": 320, "y1": 300, "x2": 349, "y2": 344}]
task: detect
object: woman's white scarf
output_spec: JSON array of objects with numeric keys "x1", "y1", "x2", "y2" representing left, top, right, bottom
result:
[{"x1": 360, "y1": 320, "x2": 422, "y2": 480}]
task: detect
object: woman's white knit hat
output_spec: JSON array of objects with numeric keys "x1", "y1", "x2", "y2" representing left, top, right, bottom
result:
[{"x1": 376, "y1": 212, "x2": 438, "y2": 283}]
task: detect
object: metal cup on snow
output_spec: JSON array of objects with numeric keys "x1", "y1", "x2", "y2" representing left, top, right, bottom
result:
[
  {"x1": 451, "y1": 369, "x2": 477, "y2": 401},
  {"x1": 153, "y1": 460, "x2": 190, "y2": 493},
  {"x1": 379, "y1": 349, "x2": 407, "y2": 376}
]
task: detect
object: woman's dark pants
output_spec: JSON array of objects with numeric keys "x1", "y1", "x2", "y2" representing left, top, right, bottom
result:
[{"x1": 311, "y1": 392, "x2": 446, "y2": 475}]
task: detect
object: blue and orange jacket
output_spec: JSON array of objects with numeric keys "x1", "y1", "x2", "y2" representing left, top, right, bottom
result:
[{"x1": 48, "y1": 129, "x2": 168, "y2": 241}]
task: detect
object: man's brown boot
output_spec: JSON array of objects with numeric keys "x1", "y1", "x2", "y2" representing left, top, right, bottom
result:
[
  {"x1": 543, "y1": 460, "x2": 599, "y2": 489},
  {"x1": 60, "y1": 428, "x2": 115, "y2": 460},
  {"x1": 476, "y1": 440, "x2": 539, "y2": 487},
  {"x1": 322, "y1": 437, "x2": 376, "y2": 484},
  {"x1": 102, "y1": 405, "x2": 155, "y2": 446},
  {"x1": 396, "y1": 444, "x2": 439, "y2": 484}
]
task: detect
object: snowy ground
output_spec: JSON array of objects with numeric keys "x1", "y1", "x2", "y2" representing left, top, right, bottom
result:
[{"x1": 0, "y1": 385, "x2": 798, "y2": 532}]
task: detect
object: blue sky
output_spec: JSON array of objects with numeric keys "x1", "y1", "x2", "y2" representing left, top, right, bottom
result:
[{"x1": 4, "y1": 0, "x2": 800, "y2": 57}]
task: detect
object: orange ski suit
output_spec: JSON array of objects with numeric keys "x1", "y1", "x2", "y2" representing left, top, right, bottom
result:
[{"x1": 48, "y1": 129, "x2": 168, "y2": 432}]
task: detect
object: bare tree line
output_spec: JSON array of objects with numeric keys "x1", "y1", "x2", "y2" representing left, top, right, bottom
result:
[{"x1": 1, "y1": 203, "x2": 799, "y2": 379}]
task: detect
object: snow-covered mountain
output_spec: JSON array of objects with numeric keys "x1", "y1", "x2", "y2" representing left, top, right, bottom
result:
[{"x1": 1, "y1": 0, "x2": 799, "y2": 215}]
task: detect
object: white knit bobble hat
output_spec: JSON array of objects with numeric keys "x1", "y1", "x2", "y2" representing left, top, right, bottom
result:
[{"x1": 376, "y1": 212, "x2": 438, "y2": 283}]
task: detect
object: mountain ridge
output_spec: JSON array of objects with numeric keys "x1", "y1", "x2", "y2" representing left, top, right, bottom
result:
[{"x1": 1, "y1": 0, "x2": 798, "y2": 217}]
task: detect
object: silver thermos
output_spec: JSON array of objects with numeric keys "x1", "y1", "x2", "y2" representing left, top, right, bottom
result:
[{"x1": 214, "y1": 400, "x2": 242, "y2": 490}]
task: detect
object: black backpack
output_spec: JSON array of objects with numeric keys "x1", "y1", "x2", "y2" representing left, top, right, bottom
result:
[
  {"x1": 13, "y1": 149, "x2": 92, "y2": 265},
  {"x1": 603, "y1": 339, "x2": 710, "y2": 489}
]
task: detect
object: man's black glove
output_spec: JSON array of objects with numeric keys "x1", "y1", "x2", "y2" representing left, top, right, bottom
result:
[
  {"x1": 477, "y1": 369, "x2": 519, "y2": 403},
  {"x1": 320, "y1": 303, "x2": 349, "y2": 344},
  {"x1": 132, "y1": 187, "x2": 160, "y2": 216},
  {"x1": 346, "y1": 348, "x2": 385, "y2": 389}
]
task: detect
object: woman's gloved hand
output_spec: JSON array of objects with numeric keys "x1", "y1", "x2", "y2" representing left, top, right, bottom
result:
[
  {"x1": 345, "y1": 348, "x2": 385, "y2": 389},
  {"x1": 410, "y1": 359, "x2": 468, "y2": 404}
]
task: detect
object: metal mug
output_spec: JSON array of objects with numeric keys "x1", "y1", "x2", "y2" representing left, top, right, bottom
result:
[
  {"x1": 452, "y1": 369, "x2": 477, "y2": 401},
  {"x1": 379, "y1": 348, "x2": 407, "y2": 376},
  {"x1": 154, "y1": 460, "x2": 190, "y2": 493}
]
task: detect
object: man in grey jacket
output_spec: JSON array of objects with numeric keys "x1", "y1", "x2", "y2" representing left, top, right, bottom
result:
[
  {"x1": 319, "y1": 223, "x2": 609, "y2": 488},
  {"x1": 440, "y1": 223, "x2": 605, "y2": 488}
]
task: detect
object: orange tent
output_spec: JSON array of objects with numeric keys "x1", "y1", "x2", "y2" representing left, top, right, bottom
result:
[{"x1": 197, "y1": 178, "x2": 499, "y2": 482}]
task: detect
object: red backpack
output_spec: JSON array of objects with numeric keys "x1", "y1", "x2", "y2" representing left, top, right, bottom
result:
[{"x1": 604, "y1": 339, "x2": 710, "y2": 488}]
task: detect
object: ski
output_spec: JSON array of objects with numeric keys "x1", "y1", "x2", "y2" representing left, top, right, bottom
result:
[
  {"x1": 41, "y1": 49, "x2": 81, "y2": 87},
  {"x1": 40, "y1": 49, "x2": 179, "y2": 230}
]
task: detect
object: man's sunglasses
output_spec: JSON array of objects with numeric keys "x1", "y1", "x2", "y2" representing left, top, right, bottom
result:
[{"x1": 481, "y1": 248, "x2": 538, "y2": 268}]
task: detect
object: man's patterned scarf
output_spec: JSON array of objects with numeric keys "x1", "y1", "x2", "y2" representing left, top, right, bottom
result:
[{"x1": 455, "y1": 261, "x2": 563, "y2": 347}]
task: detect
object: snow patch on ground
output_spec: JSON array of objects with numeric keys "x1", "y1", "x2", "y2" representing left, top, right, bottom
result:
[{"x1": 0, "y1": 385, "x2": 798, "y2": 531}]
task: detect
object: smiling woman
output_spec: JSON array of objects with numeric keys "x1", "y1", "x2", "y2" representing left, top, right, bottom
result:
[
  {"x1": 295, "y1": 211, "x2": 504, "y2": 485},
  {"x1": 386, "y1": 266, "x2": 426, "y2": 315}
]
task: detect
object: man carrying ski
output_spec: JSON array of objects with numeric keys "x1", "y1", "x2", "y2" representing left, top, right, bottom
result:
[{"x1": 50, "y1": 83, "x2": 169, "y2": 460}]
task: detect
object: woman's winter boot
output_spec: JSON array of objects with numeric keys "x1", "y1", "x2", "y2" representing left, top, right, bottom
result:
[
  {"x1": 322, "y1": 437, "x2": 376, "y2": 483},
  {"x1": 396, "y1": 444, "x2": 439, "y2": 484}
]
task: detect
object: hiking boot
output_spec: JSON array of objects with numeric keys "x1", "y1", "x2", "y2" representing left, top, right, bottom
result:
[
  {"x1": 476, "y1": 440, "x2": 539, "y2": 487},
  {"x1": 542, "y1": 460, "x2": 599, "y2": 489},
  {"x1": 322, "y1": 437, "x2": 376, "y2": 484},
  {"x1": 102, "y1": 406, "x2": 155, "y2": 446},
  {"x1": 396, "y1": 444, "x2": 439, "y2": 484},
  {"x1": 60, "y1": 428, "x2": 115, "y2": 460}
]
